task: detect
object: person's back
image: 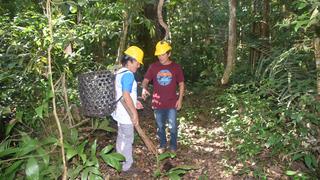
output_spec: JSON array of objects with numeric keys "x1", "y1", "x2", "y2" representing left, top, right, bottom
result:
[{"x1": 112, "y1": 68, "x2": 137, "y2": 124}]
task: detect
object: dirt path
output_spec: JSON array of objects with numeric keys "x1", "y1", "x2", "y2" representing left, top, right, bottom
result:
[
  {"x1": 95, "y1": 90, "x2": 312, "y2": 179},
  {"x1": 98, "y1": 103, "x2": 235, "y2": 179}
]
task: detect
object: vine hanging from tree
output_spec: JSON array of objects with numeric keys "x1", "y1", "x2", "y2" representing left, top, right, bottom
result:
[{"x1": 157, "y1": 0, "x2": 169, "y2": 41}]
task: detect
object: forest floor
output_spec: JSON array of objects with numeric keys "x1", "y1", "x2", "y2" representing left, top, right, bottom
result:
[
  {"x1": 97, "y1": 110, "x2": 230, "y2": 179},
  {"x1": 92, "y1": 92, "x2": 298, "y2": 180}
]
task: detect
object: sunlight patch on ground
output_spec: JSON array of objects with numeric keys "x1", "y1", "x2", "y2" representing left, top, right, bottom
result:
[{"x1": 179, "y1": 121, "x2": 226, "y2": 153}]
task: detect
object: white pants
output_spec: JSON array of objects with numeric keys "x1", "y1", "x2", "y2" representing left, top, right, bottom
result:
[{"x1": 116, "y1": 123, "x2": 134, "y2": 171}]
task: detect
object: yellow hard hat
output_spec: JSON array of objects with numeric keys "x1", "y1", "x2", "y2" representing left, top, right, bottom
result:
[
  {"x1": 154, "y1": 41, "x2": 172, "y2": 56},
  {"x1": 124, "y1": 46, "x2": 144, "y2": 64}
]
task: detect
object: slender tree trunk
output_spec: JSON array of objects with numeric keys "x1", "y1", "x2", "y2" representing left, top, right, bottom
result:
[
  {"x1": 116, "y1": 5, "x2": 129, "y2": 64},
  {"x1": 137, "y1": 3, "x2": 158, "y2": 67},
  {"x1": 221, "y1": 0, "x2": 237, "y2": 85},
  {"x1": 0, "y1": 118, "x2": 4, "y2": 141},
  {"x1": 249, "y1": 0, "x2": 270, "y2": 72},
  {"x1": 157, "y1": 0, "x2": 169, "y2": 41},
  {"x1": 62, "y1": 73, "x2": 74, "y2": 126},
  {"x1": 261, "y1": 0, "x2": 270, "y2": 56},
  {"x1": 249, "y1": 0, "x2": 259, "y2": 71},
  {"x1": 251, "y1": 0, "x2": 262, "y2": 71},
  {"x1": 315, "y1": 37, "x2": 320, "y2": 100},
  {"x1": 261, "y1": 0, "x2": 270, "y2": 39},
  {"x1": 46, "y1": 1, "x2": 67, "y2": 179}
]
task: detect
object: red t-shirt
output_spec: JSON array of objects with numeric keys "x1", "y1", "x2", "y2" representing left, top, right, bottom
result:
[{"x1": 144, "y1": 61, "x2": 184, "y2": 109}]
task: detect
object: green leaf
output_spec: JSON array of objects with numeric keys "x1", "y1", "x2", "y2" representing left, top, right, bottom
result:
[
  {"x1": 15, "y1": 111, "x2": 23, "y2": 122},
  {"x1": 35, "y1": 105, "x2": 43, "y2": 119},
  {"x1": 294, "y1": 20, "x2": 309, "y2": 32},
  {"x1": 168, "y1": 169, "x2": 187, "y2": 175},
  {"x1": 66, "y1": 147, "x2": 78, "y2": 160},
  {"x1": 76, "y1": 140, "x2": 88, "y2": 163},
  {"x1": 78, "y1": 0, "x2": 87, "y2": 6},
  {"x1": 80, "y1": 154, "x2": 87, "y2": 164},
  {"x1": 309, "y1": 154, "x2": 318, "y2": 168},
  {"x1": 292, "y1": 153, "x2": 304, "y2": 161},
  {"x1": 5, "y1": 122, "x2": 17, "y2": 136},
  {"x1": 0, "y1": 139, "x2": 11, "y2": 151},
  {"x1": 46, "y1": 89, "x2": 53, "y2": 99},
  {"x1": 88, "y1": 173, "x2": 103, "y2": 180},
  {"x1": 0, "y1": 147, "x2": 19, "y2": 158},
  {"x1": 4, "y1": 160, "x2": 24, "y2": 176},
  {"x1": 1, "y1": 173, "x2": 15, "y2": 180},
  {"x1": 68, "y1": 165, "x2": 84, "y2": 179},
  {"x1": 285, "y1": 170, "x2": 297, "y2": 176},
  {"x1": 69, "y1": 4, "x2": 78, "y2": 14},
  {"x1": 167, "y1": 172, "x2": 181, "y2": 180},
  {"x1": 86, "y1": 167, "x2": 102, "y2": 176},
  {"x1": 100, "y1": 145, "x2": 113, "y2": 154},
  {"x1": 159, "y1": 152, "x2": 176, "y2": 161},
  {"x1": 36, "y1": 147, "x2": 49, "y2": 166},
  {"x1": 70, "y1": 128, "x2": 78, "y2": 144},
  {"x1": 76, "y1": 140, "x2": 88, "y2": 154},
  {"x1": 18, "y1": 139, "x2": 38, "y2": 156},
  {"x1": 80, "y1": 167, "x2": 102, "y2": 180},
  {"x1": 26, "y1": 157, "x2": 39, "y2": 180},
  {"x1": 107, "y1": 153, "x2": 125, "y2": 161},
  {"x1": 42, "y1": 101, "x2": 49, "y2": 118},
  {"x1": 297, "y1": 2, "x2": 307, "y2": 10},
  {"x1": 81, "y1": 167, "x2": 90, "y2": 180},
  {"x1": 304, "y1": 155, "x2": 312, "y2": 169},
  {"x1": 85, "y1": 160, "x2": 96, "y2": 167},
  {"x1": 153, "y1": 169, "x2": 161, "y2": 177},
  {"x1": 42, "y1": 137, "x2": 58, "y2": 145},
  {"x1": 100, "y1": 153, "x2": 123, "y2": 172},
  {"x1": 90, "y1": 140, "x2": 97, "y2": 158},
  {"x1": 265, "y1": 134, "x2": 281, "y2": 148}
]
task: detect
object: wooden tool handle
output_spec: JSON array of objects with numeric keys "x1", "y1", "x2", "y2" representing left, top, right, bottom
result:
[{"x1": 120, "y1": 98, "x2": 157, "y2": 155}]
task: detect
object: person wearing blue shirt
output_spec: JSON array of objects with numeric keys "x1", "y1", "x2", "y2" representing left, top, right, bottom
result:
[{"x1": 111, "y1": 46, "x2": 144, "y2": 172}]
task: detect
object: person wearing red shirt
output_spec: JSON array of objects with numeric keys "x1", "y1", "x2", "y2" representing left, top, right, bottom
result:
[{"x1": 142, "y1": 41, "x2": 185, "y2": 153}]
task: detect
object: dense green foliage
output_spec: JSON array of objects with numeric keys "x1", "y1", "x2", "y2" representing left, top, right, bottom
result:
[{"x1": 0, "y1": 0, "x2": 319, "y2": 179}]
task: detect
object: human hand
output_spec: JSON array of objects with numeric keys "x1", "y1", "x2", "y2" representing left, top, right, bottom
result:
[
  {"x1": 175, "y1": 100, "x2": 182, "y2": 110},
  {"x1": 141, "y1": 88, "x2": 150, "y2": 100},
  {"x1": 136, "y1": 100, "x2": 144, "y2": 110}
]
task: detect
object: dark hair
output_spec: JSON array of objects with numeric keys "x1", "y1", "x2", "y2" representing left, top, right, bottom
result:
[{"x1": 121, "y1": 55, "x2": 135, "y2": 66}]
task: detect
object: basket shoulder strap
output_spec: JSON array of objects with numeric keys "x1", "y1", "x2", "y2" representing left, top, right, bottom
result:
[
  {"x1": 116, "y1": 70, "x2": 128, "y2": 75},
  {"x1": 114, "y1": 70, "x2": 129, "y2": 104}
]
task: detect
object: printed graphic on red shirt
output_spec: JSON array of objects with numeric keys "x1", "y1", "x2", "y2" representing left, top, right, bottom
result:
[{"x1": 156, "y1": 69, "x2": 172, "y2": 86}]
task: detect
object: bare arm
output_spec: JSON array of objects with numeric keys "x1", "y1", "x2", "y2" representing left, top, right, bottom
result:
[
  {"x1": 141, "y1": 78, "x2": 150, "y2": 100},
  {"x1": 175, "y1": 81, "x2": 185, "y2": 110}
]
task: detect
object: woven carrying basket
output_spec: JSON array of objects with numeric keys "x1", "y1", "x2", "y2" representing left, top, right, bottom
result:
[{"x1": 78, "y1": 71, "x2": 116, "y2": 118}]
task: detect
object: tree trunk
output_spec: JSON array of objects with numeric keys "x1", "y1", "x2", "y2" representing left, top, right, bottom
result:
[
  {"x1": 249, "y1": 0, "x2": 270, "y2": 72},
  {"x1": 221, "y1": 0, "x2": 237, "y2": 85},
  {"x1": 0, "y1": 119, "x2": 4, "y2": 141},
  {"x1": 116, "y1": 9, "x2": 129, "y2": 64},
  {"x1": 157, "y1": 0, "x2": 169, "y2": 41},
  {"x1": 46, "y1": 1, "x2": 67, "y2": 179},
  {"x1": 137, "y1": 2, "x2": 167, "y2": 67},
  {"x1": 249, "y1": 0, "x2": 259, "y2": 71},
  {"x1": 315, "y1": 37, "x2": 320, "y2": 100},
  {"x1": 261, "y1": 0, "x2": 270, "y2": 39}
]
